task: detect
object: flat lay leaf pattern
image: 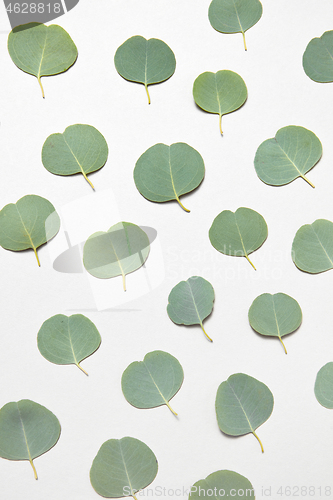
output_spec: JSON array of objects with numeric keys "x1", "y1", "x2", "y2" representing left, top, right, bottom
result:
[
  {"x1": 134, "y1": 142, "x2": 205, "y2": 212},
  {"x1": 90, "y1": 437, "x2": 158, "y2": 499},
  {"x1": 208, "y1": 0, "x2": 263, "y2": 50},
  {"x1": 42, "y1": 124, "x2": 109, "y2": 190},
  {"x1": 315, "y1": 363, "x2": 333, "y2": 409},
  {"x1": 0, "y1": 194, "x2": 60, "y2": 266},
  {"x1": 209, "y1": 207, "x2": 267, "y2": 269},
  {"x1": 193, "y1": 70, "x2": 247, "y2": 134},
  {"x1": 83, "y1": 222, "x2": 150, "y2": 291},
  {"x1": 248, "y1": 293, "x2": 302, "y2": 353},
  {"x1": 189, "y1": 470, "x2": 255, "y2": 500},
  {"x1": 0, "y1": 399, "x2": 61, "y2": 479},
  {"x1": 7, "y1": 22, "x2": 78, "y2": 97},
  {"x1": 114, "y1": 35, "x2": 176, "y2": 103},
  {"x1": 121, "y1": 350, "x2": 184, "y2": 415},
  {"x1": 292, "y1": 219, "x2": 333, "y2": 273},
  {"x1": 303, "y1": 30, "x2": 333, "y2": 83},
  {"x1": 37, "y1": 314, "x2": 101, "y2": 375},
  {"x1": 216, "y1": 373, "x2": 274, "y2": 452},
  {"x1": 167, "y1": 276, "x2": 215, "y2": 341},
  {"x1": 254, "y1": 126, "x2": 322, "y2": 187}
]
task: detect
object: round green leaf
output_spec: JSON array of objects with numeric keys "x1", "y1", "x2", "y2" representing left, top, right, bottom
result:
[
  {"x1": 315, "y1": 363, "x2": 333, "y2": 409},
  {"x1": 208, "y1": 0, "x2": 263, "y2": 50},
  {"x1": 209, "y1": 207, "x2": 267, "y2": 270},
  {"x1": 216, "y1": 373, "x2": 274, "y2": 452},
  {"x1": 7, "y1": 22, "x2": 78, "y2": 97},
  {"x1": 114, "y1": 35, "x2": 176, "y2": 104},
  {"x1": 42, "y1": 124, "x2": 108, "y2": 190},
  {"x1": 121, "y1": 350, "x2": 184, "y2": 415},
  {"x1": 254, "y1": 126, "x2": 322, "y2": 188},
  {"x1": 193, "y1": 70, "x2": 247, "y2": 134},
  {"x1": 303, "y1": 30, "x2": 333, "y2": 83},
  {"x1": 37, "y1": 314, "x2": 101, "y2": 375},
  {"x1": 292, "y1": 219, "x2": 333, "y2": 274},
  {"x1": 90, "y1": 437, "x2": 158, "y2": 498},
  {"x1": 83, "y1": 221, "x2": 150, "y2": 291},
  {"x1": 248, "y1": 293, "x2": 302, "y2": 354},
  {"x1": 0, "y1": 399, "x2": 61, "y2": 479},
  {"x1": 167, "y1": 276, "x2": 215, "y2": 341},
  {"x1": 189, "y1": 470, "x2": 255, "y2": 500},
  {"x1": 0, "y1": 194, "x2": 60, "y2": 266},
  {"x1": 134, "y1": 143, "x2": 205, "y2": 212}
]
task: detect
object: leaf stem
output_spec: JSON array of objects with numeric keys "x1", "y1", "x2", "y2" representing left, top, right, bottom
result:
[
  {"x1": 242, "y1": 30, "x2": 247, "y2": 51},
  {"x1": 176, "y1": 196, "x2": 190, "y2": 212},
  {"x1": 122, "y1": 273, "x2": 126, "y2": 292},
  {"x1": 82, "y1": 172, "x2": 95, "y2": 190},
  {"x1": 219, "y1": 114, "x2": 223, "y2": 135},
  {"x1": 200, "y1": 322, "x2": 213, "y2": 342},
  {"x1": 245, "y1": 254, "x2": 256, "y2": 270},
  {"x1": 252, "y1": 431, "x2": 264, "y2": 453},
  {"x1": 145, "y1": 83, "x2": 151, "y2": 104},
  {"x1": 165, "y1": 400, "x2": 178, "y2": 416},
  {"x1": 76, "y1": 362, "x2": 88, "y2": 375},
  {"x1": 301, "y1": 175, "x2": 315, "y2": 188},
  {"x1": 132, "y1": 494, "x2": 138, "y2": 500},
  {"x1": 38, "y1": 76, "x2": 45, "y2": 98},
  {"x1": 29, "y1": 458, "x2": 38, "y2": 480},
  {"x1": 279, "y1": 336, "x2": 287, "y2": 354},
  {"x1": 33, "y1": 247, "x2": 41, "y2": 267}
]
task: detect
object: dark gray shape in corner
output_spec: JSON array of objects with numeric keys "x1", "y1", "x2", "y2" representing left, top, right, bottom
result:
[
  {"x1": 65, "y1": 0, "x2": 80, "y2": 10},
  {"x1": 4, "y1": 1, "x2": 80, "y2": 29}
]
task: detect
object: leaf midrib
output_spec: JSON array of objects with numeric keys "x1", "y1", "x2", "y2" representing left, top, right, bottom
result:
[
  {"x1": 119, "y1": 440, "x2": 135, "y2": 497},
  {"x1": 63, "y1": 136, "x2": 87, "y2": 177},
  {"x1": 312, "y1": 225, "x2": 333, "y2": 266},
  {"x1": 37, "y1": 29, "x2": 48, "y2": 79},
  {"x1": 144, "y1": 362, "x2": 170, "y2": 406},
  {"x1": 227, "y1": 382, "x2": 254, "y2": 432},
  {"x1": 17, "y1": 403, "x2": 33, "y2": 462}
]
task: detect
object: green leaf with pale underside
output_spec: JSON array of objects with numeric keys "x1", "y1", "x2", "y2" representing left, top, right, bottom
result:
[
  {"x1": 0, "y1": 399, "x2": 61, "y2": 479},
  {"x1": 83, "y1": 222, "x2": 150, "y2": 291},
  {"x1": 8, "y1": 22, "x2": 78, "y2": 97},
  {"x1": 292, "y1": 219, "x2": 333, "y2": 273},
  {"x1": 134, "y1": 143, "x2": 205, "y2": 212},
  {"x1": 189, "y1": 470, "x2": 255, "y2": 500},
  {"x1": 209, "y1": 207, "x2": 267, "y2": 269},
  {"x1": 303, "y1": 31, "x2": 333, "y2": 83},
  {"x1": 254, "y1": 126, "x2": 322, "y2": 187},
  {"x1": 208, "y1": 0, "x2": 263, "y2": 50},
  {"x1": 248, "y1": 293, "x2": 302, "y2": 354},
  {"x1": 0, "y1": 194, "x2": 60, "y2": 266},
  {"x1": 90, "y1": 437, "x2": 158, "y2": 499},
  {"x1": 216, "y1": 373, "x2": 274, "y2": 452},
  {"x1": 315, "y1": 363, "x2": 333, "y2": 409},
  {"x1": 122, "y1": 350, "x2": 183, "y2": 415},
  {"x1": 114, "y1": 35, "x2": 176, "y2": 104},
  {"x1": 37, "y1": 314, "x2": 101, "y2": 375},
  {"x1": 167, "y1": 276, "x2": 215, "y2": 341},
  {"x1": 42, "y1": 124, "x2": 108, "y2": 190},
  {"x1": 193, "y1": 70, "x2": 247, "y2": 134}
]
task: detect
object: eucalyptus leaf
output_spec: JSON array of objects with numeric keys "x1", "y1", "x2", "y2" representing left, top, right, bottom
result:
[
  {"x1": 0, "y1": 194, "x2": 60, "y2": 266},
  {"x1": 0, "y1": 399, "x2": 61, "y2": 479},
  {"x1": 8, "y1": 22, "x2": 78, "y2": 97},
  {"x1": 208, "y1": 0, "x2": 263, "y2": 50},
  {"x1": 209, "y1": 207, "x2": 267, "y2": 269},
  {"x1": 189, "y1": 470, "x2": 255, "y2": 500},
  {"x1": 292, "y1": 219, "x2": 333, "y2": 273},
  {"x1": 248, "y1": 293, "x2": 302, "y2": 354},
  {"x1": 42, "y1": 124, "x2": 108, "y2": 190},
  {"x1": 303, "y1": 31, "x2": 333, "y2": 83},
  {"x1": 90, "y1": 437, "x2": 158, "y2": 499},
  {"x1": 37, "y1": 314, "x2": 101, "y2": 375},
  {"x1": 167, "y1": 276, "x2": 215, "y2": 341},
  {"x1": 315, "y1": 362, "x2": 333, "y2": 409},
  {"x1": 193, "y1": 70, "x2": 247, "y2": 134},
  {"x1": 83, "y1": 222, "x2": 150, "y2": 291},
  {"x1": 254, "y1": 126, "x2": 322, "y2": 188},
  {"x1": 134, "y1": 143, "x2": 205, "y2": 212},
  {"x1": 216, "y1": 373, "x2": 274, "y2": 452},
  {"x1": 122, "y1": 351, "x2": 183, "y2": 415},
  {"x1": 114, "y1": 35, "x2": 176, "y2": 104}
]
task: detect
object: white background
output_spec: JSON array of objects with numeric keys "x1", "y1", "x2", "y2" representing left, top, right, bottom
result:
[{"x1": 0, "y1": 0, "x2": 333, "y2": 498}]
